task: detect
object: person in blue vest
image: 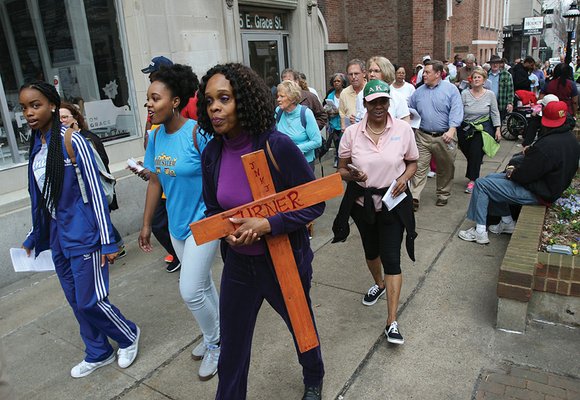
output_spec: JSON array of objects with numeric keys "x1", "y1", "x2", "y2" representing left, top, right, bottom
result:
[{"x1": 19, "y1": 81, "x2": 139, "y2": 378}]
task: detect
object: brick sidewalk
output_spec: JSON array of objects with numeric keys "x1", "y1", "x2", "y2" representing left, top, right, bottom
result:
[{"x1": 475, "y1": 365, "x2": 580, "y2": 400}]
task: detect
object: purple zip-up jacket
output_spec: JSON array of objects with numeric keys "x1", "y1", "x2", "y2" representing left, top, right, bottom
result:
[{"x1": 201, "y1": 129, "x2": 325, "y2": 273}]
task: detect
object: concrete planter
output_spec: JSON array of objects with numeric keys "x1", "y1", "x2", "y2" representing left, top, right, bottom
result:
[{"x1": 496, "y1": 205, "x2": 580, "y2": 333}]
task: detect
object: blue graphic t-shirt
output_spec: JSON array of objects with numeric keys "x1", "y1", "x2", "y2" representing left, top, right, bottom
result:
[{"x1": 144, "y1": 119, "x2": 209, "y2": 240}]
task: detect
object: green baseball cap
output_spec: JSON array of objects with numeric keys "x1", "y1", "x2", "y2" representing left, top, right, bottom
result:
[{"x1": 363, "y1": 80, "x2": 391, "y2": 102}]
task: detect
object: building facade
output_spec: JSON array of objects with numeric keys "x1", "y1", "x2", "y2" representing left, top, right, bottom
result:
[
  {"x1": 319, "y1": 0, "x2": 506, "y2": 84},
  {"x1": 0, "y1": 0, "x2": 330, "y2": 195}
]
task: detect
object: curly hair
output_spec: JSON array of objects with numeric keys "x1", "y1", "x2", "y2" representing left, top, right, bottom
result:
[
  {"x1": 277, "y1": 80, "x2": 302, "y2": 104},
  {"x1": 20, "y1": 81, "x2": 63, "y2": 213},
  {"x1": 197, "y1": 63, "x2": 275, "y2": 137},
  {"x1": 150, "y1": 64, "x2": 199, "y2": 111}
]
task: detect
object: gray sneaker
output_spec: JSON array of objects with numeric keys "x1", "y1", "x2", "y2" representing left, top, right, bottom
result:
[
  {"x1": 458, "y1": 227, "x2": 489, "y2": 244},
  {"x1": 198, "y1": 344, "x2": 219, "y2": 381},
  {"x1": 489, "y1": 221, "x2": 516, "y2": 234},
  {"x1": 191, "y1": 341, "x2": 206, "y2": 361}
]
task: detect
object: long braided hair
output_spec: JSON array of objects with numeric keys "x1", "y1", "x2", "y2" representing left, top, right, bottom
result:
[{"x1": 21, "y1": 81, "x2": 64, "y2": 213}]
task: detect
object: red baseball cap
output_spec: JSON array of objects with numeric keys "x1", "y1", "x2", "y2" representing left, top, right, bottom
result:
[{"x1": 541, "y1": 101, "x2": 568, "y2": 128}]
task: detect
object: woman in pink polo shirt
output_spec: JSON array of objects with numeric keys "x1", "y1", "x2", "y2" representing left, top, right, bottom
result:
[{"x1": 333, "y1": 80, "x2": 419, "y2": 345}]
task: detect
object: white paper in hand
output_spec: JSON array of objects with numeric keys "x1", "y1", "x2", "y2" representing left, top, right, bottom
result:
[
  {"x1": 10, "y1": 248, "x2": 55, "y2": 272},
  {"x1": 382, "y1": 180, "x2": 407, "y2": 211}
]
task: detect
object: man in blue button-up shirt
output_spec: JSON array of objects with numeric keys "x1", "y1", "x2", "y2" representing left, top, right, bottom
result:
[{"x1": 408, "y1": 60, "x2": 463, "y2": 209}]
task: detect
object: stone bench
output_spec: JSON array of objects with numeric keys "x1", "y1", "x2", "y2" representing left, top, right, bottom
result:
[{"x1": 496, "y1": 205, "x2": 580, "y2": 332}]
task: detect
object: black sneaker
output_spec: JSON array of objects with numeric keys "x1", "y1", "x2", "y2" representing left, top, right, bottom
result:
[
  {"x1": 166, "y1": 259, "x2": 181, "y2": 273},
  {"x1": 117, "y1": 246, "x2": 127, "y2": 259},
  {"x1": 302, "y1": 383, "x2": 322, "y2": 400},
  {"x1": 362, "y1": 284, "x2": 385, "y2": 306},
  {"x1": 385, "y1": 321, "x2": 404, "y2": 344}
]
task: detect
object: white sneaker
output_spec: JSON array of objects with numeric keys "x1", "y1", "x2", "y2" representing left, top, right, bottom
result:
[
  {"x1": 198, "y1": 344, "x2": 219, "y2": 381},
  {"x1": 70, "y1": 353, "x2": 115, "y2": 378},
  {"x1": 191, "y1": 341, "x2": 206, "y2": 361},
  {"x1": 458, "y1": 227, "x2": 489, "y2": 244},
  {"x1": 117, "y1": 326, "x2": 140, "y2": 369},
  {"x1": 427, "y1": 171, "x2": 436, "y2": 178},
  {"x1": 489, "y1": 221, "x2": 516, "y2": 234}
]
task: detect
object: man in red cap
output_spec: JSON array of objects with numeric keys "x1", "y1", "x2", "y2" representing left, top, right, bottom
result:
[{"x1": 458, "y1": 101, "x2": 579, "y2": 244}]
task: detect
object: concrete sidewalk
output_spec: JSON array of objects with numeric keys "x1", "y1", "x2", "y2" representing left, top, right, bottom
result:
[{"x1": 1, "y1": 138, "x2": 578, "y2": 400}]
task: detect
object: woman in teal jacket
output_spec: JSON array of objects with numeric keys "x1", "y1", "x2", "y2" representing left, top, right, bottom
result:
[{"x1": 275, "y1": 80, "x2": 322, "y2": 170}]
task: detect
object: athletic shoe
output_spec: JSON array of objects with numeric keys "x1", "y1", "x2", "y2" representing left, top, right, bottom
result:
[
  {"x1": 362, "y1": 284, "x2": 386, "y2": 306},
  {"x1": 164, "y1": 254, "x2": 174, "y2": 263},
  {"x1": 198, "y1": 344, "x2": 219, "y2": 381},
  {"x1": 489, "y1": 221, "x2": 516, "y2": 235},
  {"x1": 166, "y1": 259, "x2": 181, "y2": 273},
  {"x1": 70, "y1": 353, "x2": 115, "y2": 378},
  {"x1": 117, "y1": 326, "x2": 140, "y2": 369},
  {"x1": 385, "y1": 321, "x2": 404, "y2": 344},
  {"x1": 465, "y1": 181, "x2": 475, "y2": 194},
  {"x1": 191, "y1": 341, "x2": 206, "y2": 360},
  {"x1": 458, "y1": 227, "x2": 489, "y2": 244},
  {"x1": 427, "y1": 171, "x2": 436, "y2": 178},
  {"x1": 302, "y1": 383, "x2": 323, "y2": 400}
]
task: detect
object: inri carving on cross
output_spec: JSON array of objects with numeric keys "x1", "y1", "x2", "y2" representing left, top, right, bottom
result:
[{"x1": 190, "y1": 150, "x2": 343, "y2": 353}]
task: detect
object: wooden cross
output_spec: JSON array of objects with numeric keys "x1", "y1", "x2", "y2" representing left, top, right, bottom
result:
[{"x1": 190, "y1": 150, "x2": 343, "y2": 353}]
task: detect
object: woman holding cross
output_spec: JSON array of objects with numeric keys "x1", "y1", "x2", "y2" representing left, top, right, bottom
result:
[{"x1": 197, "y1": 63, "x2": 325, "y2": 400}]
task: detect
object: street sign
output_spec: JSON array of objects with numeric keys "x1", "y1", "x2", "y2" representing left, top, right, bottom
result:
[{"x1": 523, "y1": 17, "x2": 543, "y2": 35}]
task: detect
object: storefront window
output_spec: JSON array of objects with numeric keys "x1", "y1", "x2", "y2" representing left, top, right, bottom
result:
[{"x1": 0, "y1": 0, "x2": 138, "y2": 169}]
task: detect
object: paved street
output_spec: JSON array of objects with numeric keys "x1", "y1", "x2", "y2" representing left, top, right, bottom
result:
[{"x1": 1, "y1": 139, "x2": 578, "y2": 400}]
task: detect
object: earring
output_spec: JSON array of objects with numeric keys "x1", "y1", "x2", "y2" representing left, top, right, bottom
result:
[
  {"x1": 51, "y1": 109, "x2": 55, "y2": 113},
  {"x1": 172, "y1": 107, "x2": 176, "y2": 117}
]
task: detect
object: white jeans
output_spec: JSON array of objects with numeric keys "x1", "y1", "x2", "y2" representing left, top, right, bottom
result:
[{"x1": 170, "y1": 234, "x2": 220, "y2": 346}]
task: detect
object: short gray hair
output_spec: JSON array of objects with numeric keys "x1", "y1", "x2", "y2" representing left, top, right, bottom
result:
[
  {"x1": 465, "y1": 53, "x2": 476, "y2": 62},
  {"x1": 277, "y1": 80, "x2": 302, "y2": 104}
]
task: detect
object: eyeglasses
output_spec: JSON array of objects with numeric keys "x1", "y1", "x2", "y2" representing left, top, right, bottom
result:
[{"x1": 368, "y1": 68, "x2": 382, "y2": 74}]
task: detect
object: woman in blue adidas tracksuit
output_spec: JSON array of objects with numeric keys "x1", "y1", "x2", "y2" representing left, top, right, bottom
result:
[{"x1": 19, "y1": 81, "x2": 140, "y2": 379}]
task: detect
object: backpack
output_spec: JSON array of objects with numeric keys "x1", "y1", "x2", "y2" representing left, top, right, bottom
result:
[
  {"x1": 276, "y1": 106, "x2": 332, "y2": 175},
  {"x1": 64, "y1": 128, "x2": 116, "y2": 205}
]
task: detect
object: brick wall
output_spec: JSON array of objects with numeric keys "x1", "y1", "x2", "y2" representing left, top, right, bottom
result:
[
  {"x1": 319, "y1": 0, "x2": 502, "y2": 84},
  {"x1": 497, "y1": 205, "x2": 580, "y2": 302}
]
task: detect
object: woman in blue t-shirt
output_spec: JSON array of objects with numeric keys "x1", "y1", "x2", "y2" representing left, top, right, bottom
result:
[{"x1": 138, "y1": 64, "x2": 220, "y2": 381}]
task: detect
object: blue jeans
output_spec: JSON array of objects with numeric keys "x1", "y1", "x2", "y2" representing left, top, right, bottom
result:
[{"x1": 466, "y1": 173, "x2": 539, "y2": 225}]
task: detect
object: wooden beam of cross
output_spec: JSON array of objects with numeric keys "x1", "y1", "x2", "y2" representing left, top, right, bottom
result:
[{"x1": 190, "y1": 150, "x2": 343, "y2": 353}]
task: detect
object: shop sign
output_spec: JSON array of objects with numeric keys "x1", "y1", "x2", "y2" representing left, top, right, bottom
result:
[
  {"x1": 239, "y1": 10, "x2": 285, "y2": 30},
  {"x1": 523, "y1": 17, "x2": 543, "y2": 36}
]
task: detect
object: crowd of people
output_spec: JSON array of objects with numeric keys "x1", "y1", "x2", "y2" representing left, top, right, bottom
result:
[{"x1": 17, "y1": 51, "x2": 580, "y2": 400}]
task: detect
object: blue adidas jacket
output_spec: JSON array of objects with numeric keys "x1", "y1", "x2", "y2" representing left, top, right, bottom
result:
[{"x1": 24, "y1": 126, "x2": 117, "y2": 258}]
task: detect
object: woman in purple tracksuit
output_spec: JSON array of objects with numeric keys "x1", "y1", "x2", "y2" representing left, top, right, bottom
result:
[
  {"x1": 197, "y1": 63, "x2": 325, "y2": 400},
  {"x1": 19, "y1": 81, "x2": 139, "y2": 379}
]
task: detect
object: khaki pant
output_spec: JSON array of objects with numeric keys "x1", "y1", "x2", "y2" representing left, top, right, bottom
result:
[{"x1": 410, "y1": 129, "x2": 457, "y2": 201}]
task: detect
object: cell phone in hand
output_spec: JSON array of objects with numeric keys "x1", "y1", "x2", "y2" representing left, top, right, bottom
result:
[
  {"x1": 347, "y1": 163, "x2": 361, "y2": 173},
  {"x1": 127, "y1": 158, "x2": 144, "y2": 172}
]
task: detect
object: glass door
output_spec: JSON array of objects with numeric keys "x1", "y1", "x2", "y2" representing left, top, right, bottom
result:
[{"x1": 242, "y1": 33, "x2": 288, "y2": 91}]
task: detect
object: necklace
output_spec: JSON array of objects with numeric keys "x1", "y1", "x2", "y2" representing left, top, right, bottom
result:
[{"x1": 366, "y1": 123, "x2": 386, "y2": 135}]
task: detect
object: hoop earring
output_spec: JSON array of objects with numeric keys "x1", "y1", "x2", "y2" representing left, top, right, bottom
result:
[{"x1": 172, "y1": 107, "x2": 177, "y2": 117}]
